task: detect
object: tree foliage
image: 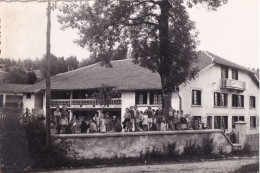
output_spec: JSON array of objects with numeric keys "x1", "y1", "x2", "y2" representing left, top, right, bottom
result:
[
  {"x1": 4, "y1": 68, "x2": 37, "y2": 84},
  {"x1": 79, "y1": 44, "x2": 128, "y2": 67},
  {"x1": 92, "y1": 84, "x2": 120, "y2": 108},
  {"x1": 41, "y1": 54, "x2": 79, "y2": 78},
  {"x1": 58, "y1": 0, "x2": 227, "y2": 115}
]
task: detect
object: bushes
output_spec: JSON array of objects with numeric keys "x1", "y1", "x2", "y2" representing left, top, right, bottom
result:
[
  {"x1": 231, "y1": 143, "x2": 255, "y2": 156},
  {"x1": 0, "y1": 108, "x2": 31, "y2": 173},
  {"x1": 183, "y1": 137, "x2": 216, "y2": 159}
]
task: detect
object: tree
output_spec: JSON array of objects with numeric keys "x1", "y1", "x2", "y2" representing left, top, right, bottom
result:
[
  {"x1": 65, "y1": 56, "x2": 79, "y2": 71},
  {"x1": 79, "y1": 45, "x2": 128, "y2": 67},
  {"x1": 58, "y1": 0, "x2": 227, "y2": 116},
  {"x1": 92, "y1": 84, "x2": 120, "y2": 111},
  {"x1": 27, "y1": 71, "x2": 37, "y2": 84},
  {"x1": 4, "y1": 68, "x2": 28, "y2": 84},
  {"x1": 4, "y1": 68, "x2": 38, "y2": 84},
  {"x1": 40, "y1": 54, "x2": 67, "y2": 78}
]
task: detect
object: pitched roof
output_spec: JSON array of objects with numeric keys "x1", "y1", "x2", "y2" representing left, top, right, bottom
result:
[
  {"x1": 0, "y1": 84, "x2": 32, "y2": 93},
  {"x1": 22, "y1": 51, "x2": 258, "y2": 93},
  {"x1": 23, "y1": 51, "x2": 212, "y2": 93},
  {"x1": 205, "y1": 51, "x2": 254, "y2": 73}
]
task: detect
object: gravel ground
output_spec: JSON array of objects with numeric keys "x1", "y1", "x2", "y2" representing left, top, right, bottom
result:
[{"x1": 36, "y1": 156, "x2": 259, "y2": 173}]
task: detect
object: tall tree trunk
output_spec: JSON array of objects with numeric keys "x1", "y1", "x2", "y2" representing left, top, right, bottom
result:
[{"x1": 158, "y1": 0, "x2": 173, "y2": 118}]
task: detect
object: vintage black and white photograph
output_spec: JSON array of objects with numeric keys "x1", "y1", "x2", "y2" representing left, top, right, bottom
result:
[{"x1": 0, "y1": 0, "x2": 259, "y2": 172}]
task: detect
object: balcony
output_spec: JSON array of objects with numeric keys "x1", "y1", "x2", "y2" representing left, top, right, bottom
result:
[
  {"x1": 220, "y1": 78, "x2": 246, "y2": 91},
  {"x1": 50, "y1": 98, "x2": 122, "y2": 108}
]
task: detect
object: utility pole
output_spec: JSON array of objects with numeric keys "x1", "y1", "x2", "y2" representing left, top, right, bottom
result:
[{"x1": 46, "y1": 0, "x2": 51, "y2": 147}]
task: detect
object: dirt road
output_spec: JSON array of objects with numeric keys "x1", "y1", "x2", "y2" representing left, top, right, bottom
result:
[{"x1": 37, "y1": 156, "x2": 258, "y2": 173}]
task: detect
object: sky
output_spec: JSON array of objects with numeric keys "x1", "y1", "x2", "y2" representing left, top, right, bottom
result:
[{"x1": 0, "y1": 0, "x2": 259, "y2": 68}]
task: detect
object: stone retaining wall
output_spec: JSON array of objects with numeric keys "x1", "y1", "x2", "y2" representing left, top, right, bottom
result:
[
  {"x1": 53, "y1": 130, "x2": 233, "y2": 160},
  {"x1": 245, "y1": 134, "x2": 259, "y2": 151}
]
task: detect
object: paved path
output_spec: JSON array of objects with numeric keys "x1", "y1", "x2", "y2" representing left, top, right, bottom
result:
[{"x1": 37, "y1": 156, "x2": 258, "y2": 173}]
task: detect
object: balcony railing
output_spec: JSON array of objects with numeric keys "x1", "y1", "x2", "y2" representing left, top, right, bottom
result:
[
  {"x1": 220, "y1": 78, "x2": 246, "y2": 91},
  {"x1": 50, "y1": 98, "x2": 121, "y2": 108}
]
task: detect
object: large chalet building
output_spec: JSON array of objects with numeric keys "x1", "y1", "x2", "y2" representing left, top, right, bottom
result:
[{"x1": 22, "y1": 51, "x2": 259, "y2": 134}]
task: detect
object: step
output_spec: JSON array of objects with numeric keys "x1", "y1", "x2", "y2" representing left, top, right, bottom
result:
[{"x1": 233, "y1": 143, "x2": 242, "y2": 150}]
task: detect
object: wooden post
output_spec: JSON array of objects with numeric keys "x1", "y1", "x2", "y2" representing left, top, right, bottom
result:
[{"x1": 45, "y1": 0, "x2": 51, "y2": 147}]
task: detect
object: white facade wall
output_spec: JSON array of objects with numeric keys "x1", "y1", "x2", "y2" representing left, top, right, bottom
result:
[
  {"x1": 178, "y1": 64, "x2": 259, "y2": 134},
  {"x1": 23, "y1": 94, "x2": 35, "y2": 112}
]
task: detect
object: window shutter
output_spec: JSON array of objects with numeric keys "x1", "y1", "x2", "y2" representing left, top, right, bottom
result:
[
  {"x1": 192, "y1": 90, "x2": 195, "y2": 105},
  {"x1": 214, "y1": 93, "x2": 217, "y2": 106},
  {"x1": 198, "y1": 91, "x2": 201, "y2": 105}
]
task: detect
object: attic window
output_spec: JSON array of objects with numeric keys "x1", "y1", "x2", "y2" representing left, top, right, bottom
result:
[
  {"x1": 232, "y1": 69, "x2": 238, "y2": 80},
  {"x1": 221, "y1": 66, "x2": 228, "y2": 79}
]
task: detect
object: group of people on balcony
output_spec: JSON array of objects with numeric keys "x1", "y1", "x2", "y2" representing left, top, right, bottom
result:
[
  {"x1": 122, "y1": 105, "x2": 193, "y2": 132},
  {"x1": 52, "y1": 106, "x2": 122, "y2": 134},
  {"x1": 52, "y1": 105, "x2": 204, "y2": 134}
]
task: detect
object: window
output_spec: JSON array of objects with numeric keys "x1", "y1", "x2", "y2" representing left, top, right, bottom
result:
[
  {"x1": 232, "y1": 116, "x2": 244, "y2": 128},
  {"x1": 135, "y1": 91, "x2": 147, "y2": 104},
  {"x1": 207, "y1": 116, "x2": 212, "y2": 129},
  {"x1": 150, "y1": 90, "x2": 162, "y2": 105},
  {"x1": 250, "y1": 116, "x2": 256, "y2": 129},
  {"x1": 5, "y1": 95, "x2": 23, "y2": 108},
  {"x1": 26, "y1": 93, "x2": 31, "y2": 99},
  {"x1": 250, "y1": 96, "x2": 256, "y2": 109},
  {"x1": 232, "y1": 94, "x2": 244, "y2": 107},
  {"x1": 214, "y1": 116, "x2": 221, "y2": 129},
  {"x1": 214, "y1": 116, "x2": 228, "y2": 129},
  {"x1": 192, "y1": 90, "x2": 201, "y2": 105},
  {"x1": 232, "y1": 69, "x2": 238, "y2": 80},
  {"x1": 193, "y1": 116, "x2": 201, "y2": 121},
  {"x1": 221, "y1": 66, "x2": 228, "y2": 79},
  {"x1": 214, "y1": 92, "x2": 228, "y2": 107}
]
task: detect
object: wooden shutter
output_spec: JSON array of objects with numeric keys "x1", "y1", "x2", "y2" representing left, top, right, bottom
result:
[{"x1": 198, "y1": 91, "x2": 201, "y2": 105}]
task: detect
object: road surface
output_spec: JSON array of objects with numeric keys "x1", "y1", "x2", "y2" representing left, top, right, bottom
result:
[{"x1": 37, "y1": 156, "x2": 258, "y2": 173}]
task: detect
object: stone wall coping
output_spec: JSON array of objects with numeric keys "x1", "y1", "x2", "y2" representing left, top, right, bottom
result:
[{"x1": 52, "y1": 129, "x2": 224, "y2": 139}]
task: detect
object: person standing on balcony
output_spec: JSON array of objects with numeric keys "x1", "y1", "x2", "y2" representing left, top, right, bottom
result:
[
  {"x1": 133, "y1": 105, "x2": 140, "y2": 131},
  {"x1": 54, "y1": 106, "x2": 61, "y2": 134},
  {"x1": 142, "y1": 111, "x2": 149, "y2": 131},
  {"x1": 70, "y1": 115, "x2": 79, "y2": 133},
  {"x1": 93, "y1": 112, "x2": 100, "y2": 132},
  {"x1": 155, "y1": 105, "x2": 163, "y2": 131},
  {"x1": 147, "y1": 106, "x2": 153, "y2": 130},
  {"x1": 173, "y1": 109, "x2": 179, "y2": 130},
  {"x1": 123, "y1": 108, "x2": 131, "y2": 132},
  {"x1": 111, "y1": 115, "x2": 117, "y2": 132},
  {"x1": 168, "y1": 107, "x2": 174, "y2": 130},
  {"x1": 129, "y1": 106, "x2": 135, "y2": 132},
  {"x1": 89, "y1": 119, "x2": 97, "y2": 133},
  {"x1": 104, "y1": 112, "x2": 112, "y2": 132},
  {"x1": 60, "y1": 106, "x2": 69, "y2": 134}
]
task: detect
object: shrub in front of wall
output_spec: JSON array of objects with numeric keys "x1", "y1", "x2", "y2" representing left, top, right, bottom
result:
[{"x1": 201, "y1": 136, "x2": 215, "y2": 157}]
